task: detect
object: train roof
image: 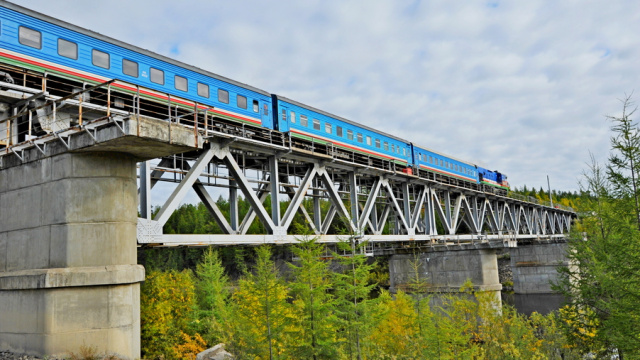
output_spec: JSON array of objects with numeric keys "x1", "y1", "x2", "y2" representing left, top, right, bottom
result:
[
  {"x1": 0, "y1": 0, "x2": 272, "y2": 97},
  {"x1": 412, "y1": 142, "x2": 477, "y2": 167},
  {"x1": 275, "y1": 94, "x2": 412, "y2": 144}
]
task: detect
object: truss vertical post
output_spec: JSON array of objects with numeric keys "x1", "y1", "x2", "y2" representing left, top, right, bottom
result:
[
  {"x1": 370, "y1": 202, "x2": 378, "y2": 233},
  {"x1": 349, "y1": 171, "x2": 359, "y2": 227},
  {"x1": 139, "y1": 161, "x2": 151, "y2": 220},
  {"x1": 230, "y1": 179, "x2": 238, "y2": 231},
  {"x1": 313, "y1": 187, "x2": 322, "y2": 230},
  {"x1": 268, "y1": 156, "x2": 281, "y2": 227},
  {"x1": 444, "y1": 191, "x2": 452, "y2": 223}
]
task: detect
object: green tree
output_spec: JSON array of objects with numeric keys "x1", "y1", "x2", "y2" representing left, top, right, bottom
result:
[
  {"x1": 231, "y1": 246, "x2": 297, "y2": 359},
  {"x1": 288, "y1": 236, "x2": 340, "y2": 359},
  {"x1": 332, "y1": 236, "x2": 376, "y2": 360},
  {"x1": 607, "y1": 93, "x2": 640, "y2": 230},
  {"x1": 555, "y1": 95, "x2": 640, "y2": 358},
  {"x1": 194, "y1": 247, "x2": 232, "y2": 346}
]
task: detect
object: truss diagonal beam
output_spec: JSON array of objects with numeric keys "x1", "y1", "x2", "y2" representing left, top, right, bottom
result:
[
  {"x1": 382, "y1": 180, "x2": 409, "y2": 232},
  {"x1": 193, "y1": 182, "x2": 234, "y2": 234},
  {"x1": 318, "y1": 168, "x2": 356, "y2": 233},
  {"x1": 375, "y1": 204, "x2": 392, "y2": 235},
  {"x1": 321, "y1": 205, "x2": 337, "y2": 234},
  {"x1": 154, "y1": 147, "x2": 215, "y2": 226},
  {"x1": 239, "y1": 182, "x2": 270, "y2": 235},
  {"x1": 284, "y1": 186, "x2": 319, "y2": 235},
  {"x1": 410, "y1": 186, "x2": 427, "y2": 229},
  {"x1": 281, "y1": 166, "x2": 318, "y2": 230},
  {"x1": 222, "y1": 149, "x2": 276, "y2": 233},
  {"x1": 358, "y1": 177, "x2": 382, "y2": 230}
]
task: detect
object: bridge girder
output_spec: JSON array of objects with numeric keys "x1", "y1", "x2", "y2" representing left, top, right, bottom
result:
[{"x1": 137, "y1": 141, "x2": 574, "y2": 247}]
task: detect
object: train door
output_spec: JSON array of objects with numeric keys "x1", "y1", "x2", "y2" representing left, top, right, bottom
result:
[
  {"x1": 277, "y1": 104, "x2": 289, "y2": 132},
  {"x1": 260, "y1": 99, "x2": 273, "y2": 129}
]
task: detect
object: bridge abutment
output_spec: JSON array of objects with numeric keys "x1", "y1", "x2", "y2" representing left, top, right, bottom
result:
[
  {"x1": 389, "y1": 249, "x2": 502, "y2": 302},
  {"x1": 0, "y1": 152, "x2": 144, "y2": 358}
]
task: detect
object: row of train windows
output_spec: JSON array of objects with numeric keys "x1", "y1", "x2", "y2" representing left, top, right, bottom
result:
[
  {"x1": 17, "y1": 26, "x2": 260, "y2": 111},
  {"x1": 419, "y1": 154, "x2": 475, "y2": 176},
  {"x1": 282, "y1": 109, "x2": 408, "y2": 156}
]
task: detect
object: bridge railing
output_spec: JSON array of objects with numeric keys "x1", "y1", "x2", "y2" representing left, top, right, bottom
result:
[{"x1": 506, "y1": 191, "x2": 574, "y2": 212}]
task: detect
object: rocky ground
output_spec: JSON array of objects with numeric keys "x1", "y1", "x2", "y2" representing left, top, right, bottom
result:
[
  {"x1": 0, "y1": 352, "x2": 61, "y2": 360},
  {"x1": 497, "y1": 249, "x2": 514, "y2": 291}
]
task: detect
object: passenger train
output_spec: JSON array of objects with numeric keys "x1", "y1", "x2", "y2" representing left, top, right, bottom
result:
[{"x1": 0, "y1": 1, "x2": 509, "y2": 192}]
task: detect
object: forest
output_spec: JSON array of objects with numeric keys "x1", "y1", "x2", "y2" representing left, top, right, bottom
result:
[{"x1": 136, "y1": 96, "x2": 640, "y2": 359}]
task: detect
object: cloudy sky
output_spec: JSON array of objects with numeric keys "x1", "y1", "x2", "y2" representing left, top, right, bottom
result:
[{"x1": 11, "y1": 0, "x2": 640, "y2": 192}]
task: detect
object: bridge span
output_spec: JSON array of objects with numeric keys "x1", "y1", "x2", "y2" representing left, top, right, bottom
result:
[{"x1": 0, "y1": 69, "x2": 575, "y2": 357}]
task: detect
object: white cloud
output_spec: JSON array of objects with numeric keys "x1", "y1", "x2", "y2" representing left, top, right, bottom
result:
[{"x1": 11, "y1": 0, "x2": 640, "y2": 193}]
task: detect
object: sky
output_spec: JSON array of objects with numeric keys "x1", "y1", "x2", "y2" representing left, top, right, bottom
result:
[{"x1": 11, "y1": 0, "x2": 640, "y2": 193}]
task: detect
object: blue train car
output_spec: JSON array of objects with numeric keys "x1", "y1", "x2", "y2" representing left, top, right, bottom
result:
[
  {"x1": 412, "y1": 145, "x2": 478, "y2": 183},
  {"x1": 477, "y1": 167, "x2": 509, "y2": 190},
  {"x1": 273, "y1": 95, "x2": 413, "y2": 167},
  {"x1": 0, "y1": 1, "x2": 512, "y2": 193},
  {"x1": 0, "y1": 1, "x2": 273, "y2": 128}
]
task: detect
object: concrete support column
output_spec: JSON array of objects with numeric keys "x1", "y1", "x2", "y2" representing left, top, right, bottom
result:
[
  {"x1": 389, "y1": 249, "x2": 502, "y2": 301},
  {"x1": 0, "y1": 152, "x2": 144, "y2": 358},
  {"x1": 510, "y1": 243, "x2": 567, "y2": 294}
]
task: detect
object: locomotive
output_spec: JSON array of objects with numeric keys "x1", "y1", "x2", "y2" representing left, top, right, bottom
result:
[{"x1": 0, "y1": 0, "x2": 509, "y2": 192}]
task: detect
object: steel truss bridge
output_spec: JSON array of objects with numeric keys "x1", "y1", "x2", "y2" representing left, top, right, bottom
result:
[{"x1": 0, "y1": 63, "x2": 576, "y2": 249}]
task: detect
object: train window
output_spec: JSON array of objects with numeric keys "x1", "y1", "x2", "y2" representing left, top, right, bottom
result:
[
  {"x1": 375, "y1": 139, "x2": 380, "y2": 148},
  {"x1": 150, "y1": 68, "x2": 164, "y2": 85},
  {"x1": 263, "y1": 104, "x2": 269, "y2": 115},
  {"x1": 92, "y1": 49, "x2": 110, "y2": 69},
  {"x1": 290, "y1": 111, "x2": 295, "y2": 123},
  {"x1": 58, "y1": 39, "x2": 77, "y2": 60},
  {"x1": 253, "y1": 100, "x2": 259, "y2": 112},
  {"x1": 301, "y1": 115, "x2": 308, "y2": 127},
  {"x1": 19, "y1": 26, "x2": 41, "y2": 49},
  {"x1": 218, "y1": 89, "x2": 229, "y2": 104},
  {"x1": 366, "y1": 136, "x2": 372, "y2": 146},
  {"x1": 391, "y1": 144, "x2": 395, "y2": 152},
  {"x1": 281, "y1": 109, "x2": 287, "y2": 121},
  {"x1": 325, "y1": 123, "x2": 332, "y2": 134},
  {"x1": 313, "y1": 119, "x2": 320, "y2": 130},
  {"x1": 237, "y1": 95, "x2": 247, "y2": 108},
  {"x1": 122, "y1": 59, "x2": 138, "y2": 77},
  {"x1": 337, "y1": 126, "x2": 343, "y2": 137},
  {"x1": 198, "y1": 83, "x2": 209, "y2": 98},
  {"x1": 384, "y1": 142, "x2": 389, "y2": 151},
  {"x1": 347, "y1": 130, "x2": 354, "y2": 140},
  {"x1": 175, "y1": 75, "x2": 188, "y2": 92},
  {"x1": 357, "y1": 133, "x2": 363, "y2": 143},
  {"x1": 403, "y1": 148, "x2": 406, "y2": 156}
]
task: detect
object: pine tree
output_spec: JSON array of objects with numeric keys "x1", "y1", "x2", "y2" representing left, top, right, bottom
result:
[
  {"x1": 332, "y1": 236, "x2": 376, "y2": 360},
  {"x1": 194, "y1": 247, "x2": 231, "y2": 346},
  {"x1": 232, "y1": 246, "x2": 297, "y2": 359},
  {"x1": 607, "y1": 93, "x2": 640, "y2": 230},
  {"x1": 555, "y1": 96, "x2": 640, "y2": 358},
  {"x1": 288, "y1": 236, "x2": 340, "y2": 359}
]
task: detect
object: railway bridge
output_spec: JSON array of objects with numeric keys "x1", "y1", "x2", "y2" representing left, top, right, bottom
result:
[{"x1": 0, "y1": 70, "x2": 575, "y2": 357}]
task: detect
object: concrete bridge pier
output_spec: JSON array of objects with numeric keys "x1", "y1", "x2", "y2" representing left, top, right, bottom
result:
[
  {"x1": 0, "y1": 152, "x2": 144, "y2": 358},
  {"x1": 510, "y1": 242, "x2": 568, "y2": 294},
  {"x1": 389, "y1": 249, "x2": 502, "y2": 304}
]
